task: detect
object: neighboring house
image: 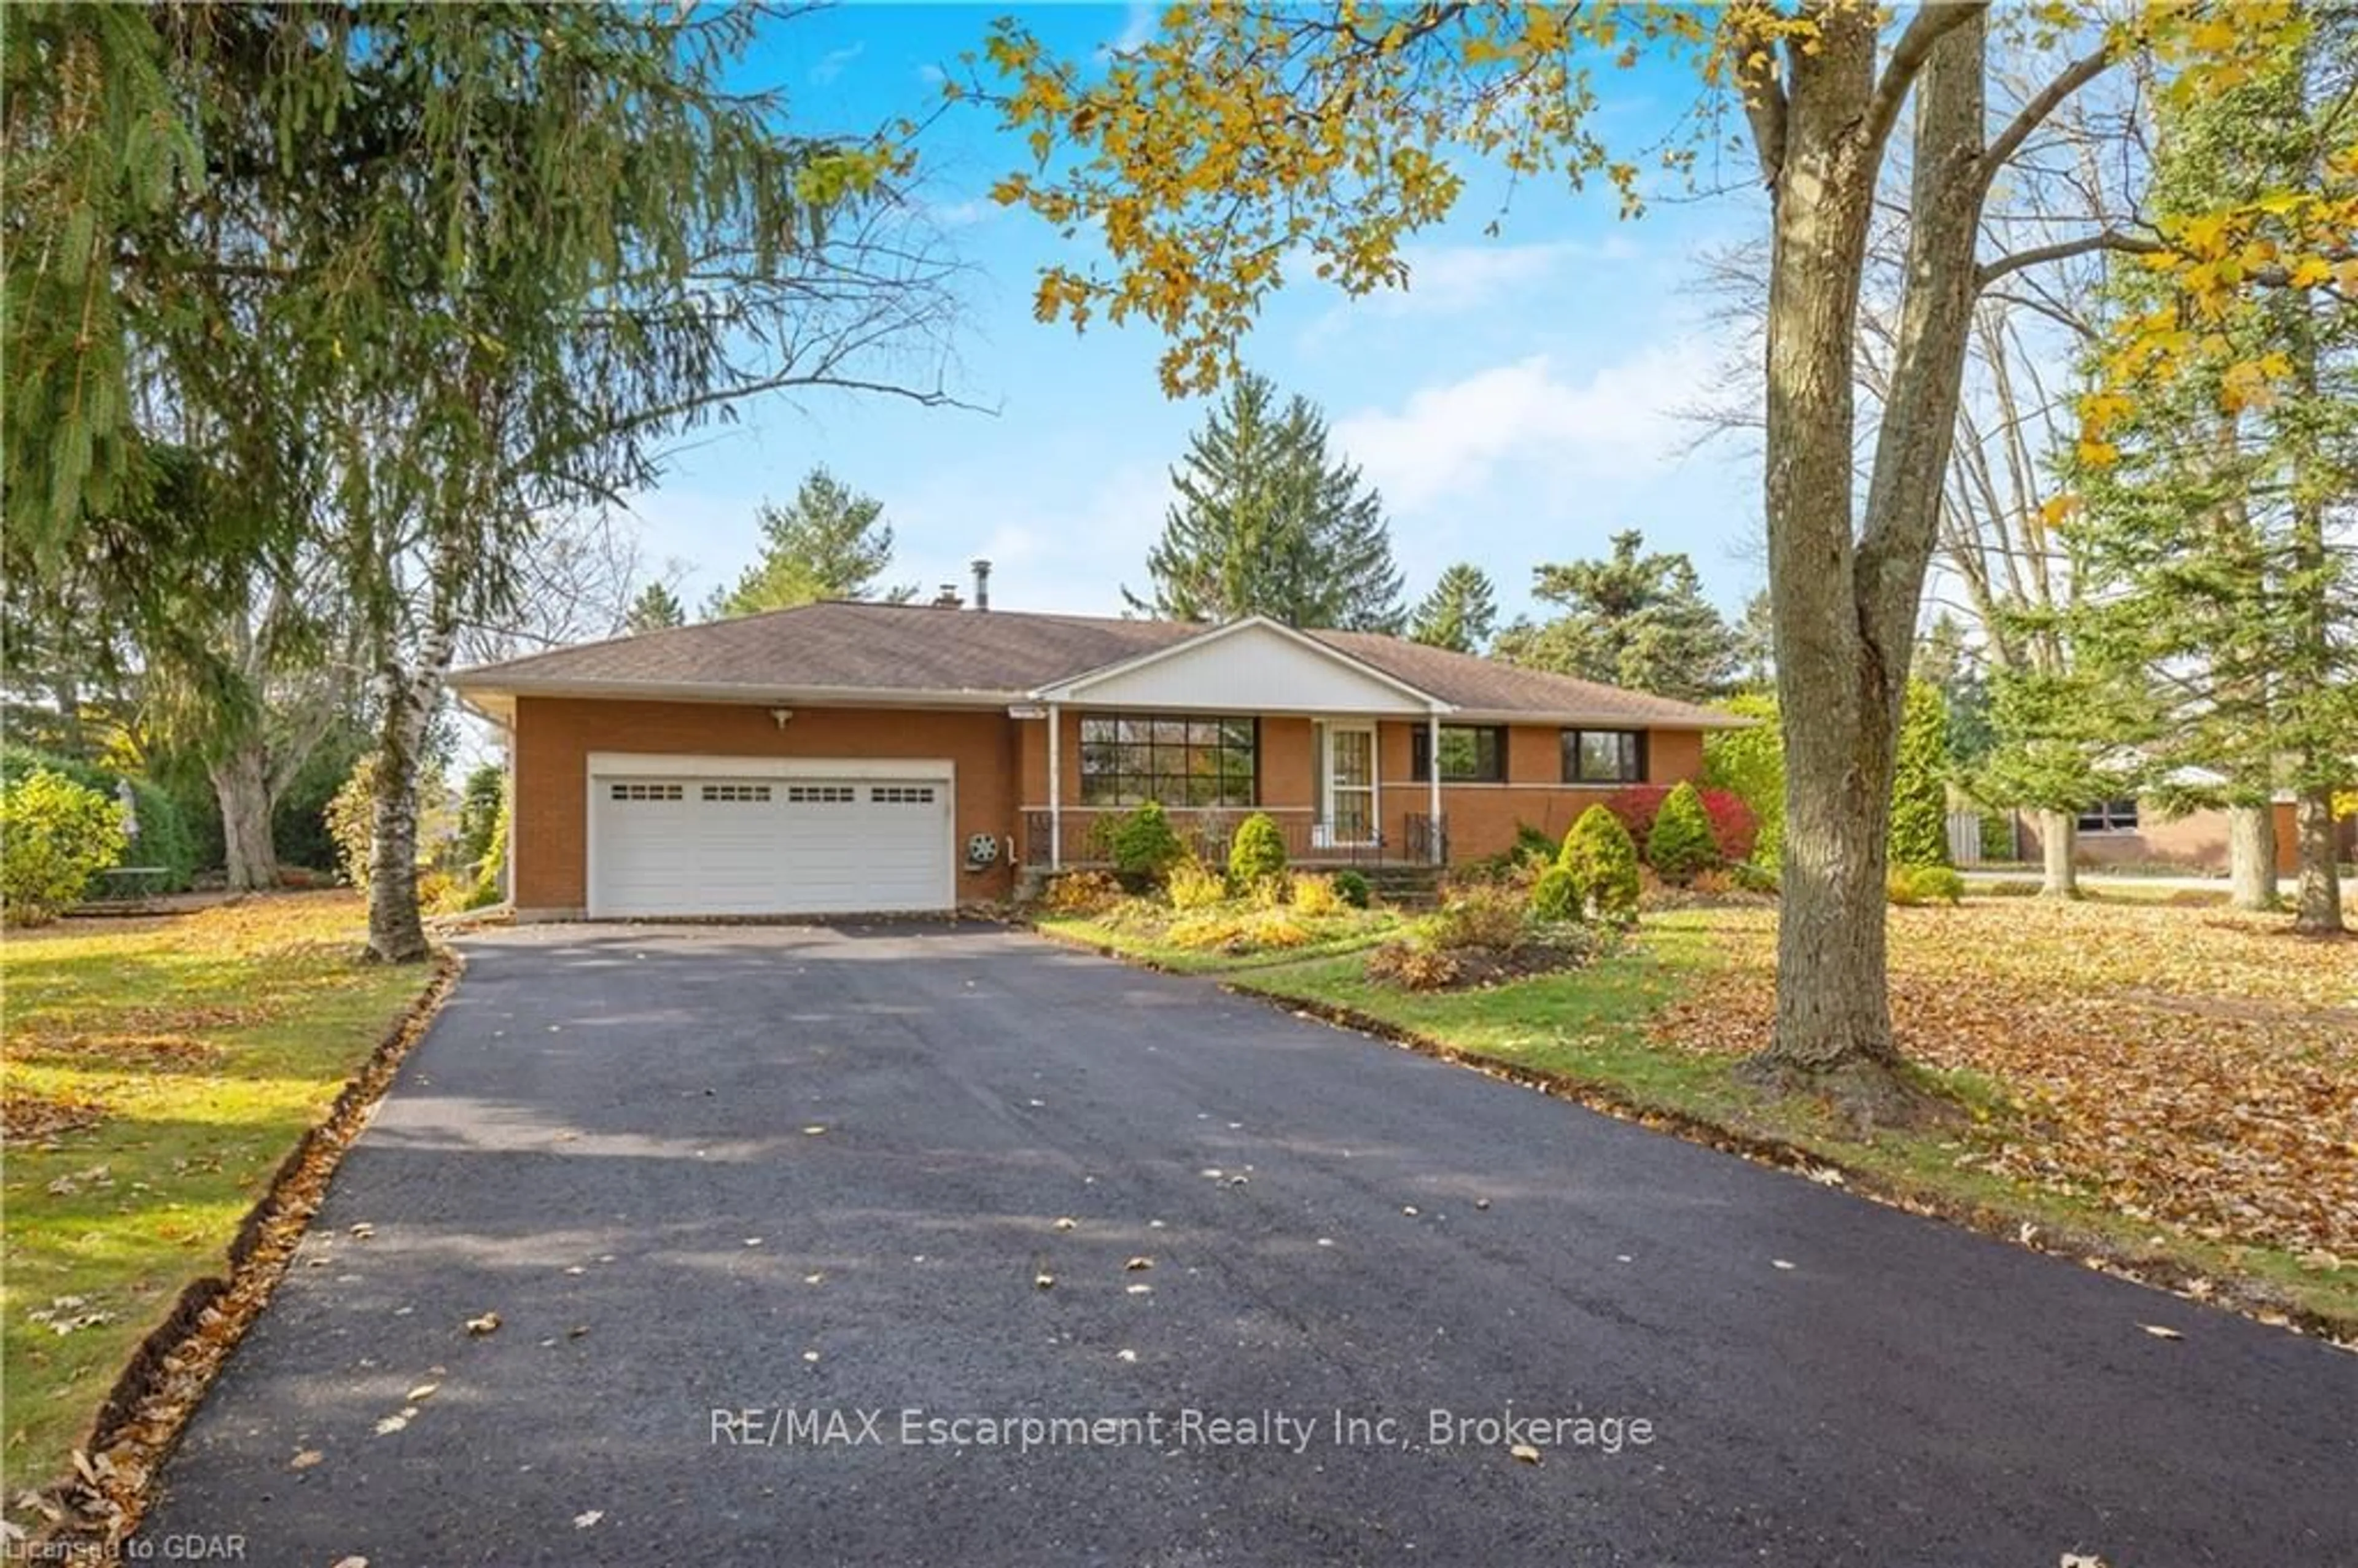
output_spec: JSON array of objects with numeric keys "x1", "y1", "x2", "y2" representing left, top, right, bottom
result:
[
  {"x1": 2006, "y1": 793, "x2": 2353, "y2": 875},
  {"x1": 450, "y1": 593, "x2": 1743, "y2": 920}
]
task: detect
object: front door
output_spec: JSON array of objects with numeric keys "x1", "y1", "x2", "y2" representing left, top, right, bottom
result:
[{"x1": 1323, "y1": 724, "x2": 1376, "y2": 847}]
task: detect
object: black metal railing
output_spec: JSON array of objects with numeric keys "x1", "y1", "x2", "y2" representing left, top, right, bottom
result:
[{"x1": 1021, "y1": 807, "x2": 1442, "y2": 870}]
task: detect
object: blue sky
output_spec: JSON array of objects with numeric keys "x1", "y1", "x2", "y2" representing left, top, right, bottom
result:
[{"x1": 639, "y1": 4, "x2": 1768, "y2": 626}]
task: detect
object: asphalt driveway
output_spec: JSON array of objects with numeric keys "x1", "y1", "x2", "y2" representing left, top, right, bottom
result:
[{"x1": 146, "y1": 923, "x2": 2356, "y2": 1565}]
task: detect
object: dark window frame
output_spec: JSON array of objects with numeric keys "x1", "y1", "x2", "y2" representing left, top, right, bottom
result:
[
  {"x1": 1078, "y1": 712, "x2": 1258, "y2": 808},
  {"x1": 1560, "y1": 728, "x2": 1648, "y2": 785},
  {"x1": 1411, "y1": 724, "x2": 1509, "y2": 783},
  {"x1": 2076, "y1": 798, "x2": 2141, "y2": 834}
]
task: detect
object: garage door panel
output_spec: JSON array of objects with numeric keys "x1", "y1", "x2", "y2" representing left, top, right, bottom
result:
[{"x1": 590, "y1": 767, "x2": 952, "y2": 918}]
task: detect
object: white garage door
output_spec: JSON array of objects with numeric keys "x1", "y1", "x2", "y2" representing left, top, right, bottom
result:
[{"x1": 588, "y1": 768, "x2": 953, "y2": 918}]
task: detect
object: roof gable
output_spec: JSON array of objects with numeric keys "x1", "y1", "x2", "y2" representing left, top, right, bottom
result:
[{"x1": 1035, "y1": 617, "x2": 1443, "y2": 714}]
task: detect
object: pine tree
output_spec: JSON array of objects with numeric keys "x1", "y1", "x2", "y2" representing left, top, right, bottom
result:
[
  {"x1": 1889, "y1": 680, "x2": 1953, "y2": 868},
  {"x1": 1407, "y1": 564, "x2": 1498, "y2": 653},
  {"x1": 1126, "y1": 373, "x2": 1403, "y2": 630},
  {"x1": 1731, "y1": 589, "x2": 1775, "y2": 690},
  {"x1": 2066, "y1": 23, "x2": 2357, "y2": 932},
  {"x1": 714, "y1": 468, "x2": 915, "y2": 618},
  {"x1": 626, "y1": 583, "x2": 687, "y2": 633},
  {"x1": 1491, "y1": 530, "x2": 1739, "y2": 701}
]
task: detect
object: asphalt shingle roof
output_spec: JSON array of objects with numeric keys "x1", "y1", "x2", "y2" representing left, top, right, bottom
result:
[{"x1": 452, "y1": 600, "x2": 1738, "y2": 727}]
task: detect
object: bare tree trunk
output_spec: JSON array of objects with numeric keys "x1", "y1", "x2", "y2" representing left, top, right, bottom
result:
[
  {"x1": 1757, "y1": 8, "x2": 1987, "y2": 1081},
  {"x1": 2292, "y1": 786, "x2": 2345, "y2": 935},
  {"x1": 2038, "y1": 810, "x2": 2079, "y2": 899},
  {"x1": 2228, "y1": 803, "x2": 2279, "y2": 912},
  {"x1": 209, "y1": 743, "x2": 281, "y2": 891},
  {"x1": 363, "y1": 527, "x2": 467, "y2": 964},
  {"x1": 364, "y1": 664, "x2": 438, "y2": 963}
]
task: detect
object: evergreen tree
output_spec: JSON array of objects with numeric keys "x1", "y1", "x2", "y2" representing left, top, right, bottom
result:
[
  {"x1": 714, "y1": 468, "x2": 914, "y2": 618},
  {"x1": 1126, "y1": 373, "x2": 1403, "y2": 630},
  {"x1": 2066, "y1": 23, "x2": 2357, "y2": 932},
  {"x1": 1731, "y1": 589, "x2": 1775, "y2": 691},
  {"x1": 1407, "y1": 563, "x2": 1498, "y2": 653},
  {"x1": 1889, "y1": 680, "x2": 1953, "y2": 867},
  {"x1": 626, "y1": 583, "x2": 687, "y2": 633},
  {"x1": 1491, "y1": 530, "x2": 1739, "y2": 701}
]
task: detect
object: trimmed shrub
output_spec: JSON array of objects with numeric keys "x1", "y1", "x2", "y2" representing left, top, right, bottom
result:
[
  {"x1": 1560, "y1": 804, "x2": 1641, "y2": 926},
  {"x1": 1888, "y1": 864, "x2": 1966, "y2": 907},
  {"x1": 1529, "y1": 864, "x2": 1581, "y2": 923},
  {"x1": 1166, "y1": 855, "x2": 1229, "y2": 910},
  {"x1": 1226, "y1": 811, "x2": 1288, "y2": 891},
  {"x1": 1603, "y1": 783, "x2": 1757, "y2": 866},
  {"x1": 1108, "y1": 800, "x2": 1186, "y2": 882},
  {"x1": 1645, "y1": 781, "x2": 1719, "y2": 885},
  {"x1": 0, "y1": 768, "x2": 129, "y2": 924},
  {"x1": 1290, "y1": 872, "x2": 1345, "y2": 916},
  {"x1": 1331, "y1": 869, "x2": 1371, "y2": 909},
  {"x1": 1512, "y1": 821, "x2": 1560, "y2": 864}
]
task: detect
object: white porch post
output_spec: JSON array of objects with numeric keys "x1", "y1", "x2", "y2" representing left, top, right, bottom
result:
[
  {"x1": 1426, "y1": 711, "x2": 1443, "y2": 866},
  {"x1": 1047, "y1": 702, "x2": 1064, "y2": 872}
]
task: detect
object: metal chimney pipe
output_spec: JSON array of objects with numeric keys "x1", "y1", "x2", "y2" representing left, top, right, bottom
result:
[{"x1": 971, "y1": 558, "x2": 992, "y2": 612}]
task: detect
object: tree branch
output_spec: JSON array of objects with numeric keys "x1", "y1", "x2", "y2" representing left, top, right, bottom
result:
[
  {"x1": 1979, "y1": 41, "x2": 2117, "y2": 193},
  {"x1": 1727, "y1": 12, "x2": 1789, "y2": 188},
  {"x1": 1863, "y1": 2, "x2": 1989, "y2": 162},
  {"x1": 1976, "y1": 228, "x2": 2158, "y2": 290}
]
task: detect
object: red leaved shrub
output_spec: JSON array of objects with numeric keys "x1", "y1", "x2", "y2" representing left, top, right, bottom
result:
[{"x1": 1603, "y1": 785, "x2": 1759, "y2": 866}]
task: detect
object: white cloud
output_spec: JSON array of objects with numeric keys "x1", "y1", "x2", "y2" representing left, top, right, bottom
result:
[
  {"x1": 811, "y1": 42, "x2": 865, "y2": 86},
  {"x1": 1114, "y1": 3, "x2": 1158, "y2": 55},
  {"x1": 924, "y1": 198, "x2": 1000, "y2": 231},
  {"x1": 890, "y1": 462, "x2": 1171, "y2": 618},
  {"x1": 1333, "y1": 342, "x2": 1712, "y2": 514},
  {"x1": 1372, "y1": 236, "x2": 1639, "y2": 316}
]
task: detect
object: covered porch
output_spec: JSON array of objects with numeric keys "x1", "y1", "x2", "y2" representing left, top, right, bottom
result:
[{"x1": 1012, "y1": 621, "x2": 1453, "y2": 874}]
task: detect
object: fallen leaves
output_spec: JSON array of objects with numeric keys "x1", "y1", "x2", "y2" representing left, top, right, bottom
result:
[
  {"x1": 464, "y1": 1312, "x2": 502, "y2": 1337},
  {"x1": 25, "y1": 1297, "x2": 115, "y2": 1337},
  {"x1": 1652, "y1": 901, "x2": 2358, "y2": 1259},
  {"x1": 1, "y1": 1089, "x2": 109, "y2": 1143}
]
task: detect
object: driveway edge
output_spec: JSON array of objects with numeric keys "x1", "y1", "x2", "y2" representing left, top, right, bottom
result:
[
  {"x1": 29, "y1": 949, "x2": 465, "y2": 1553},
  {"x1": 1226, "y1": 976, "x2": 2358, "y2": 1350}
]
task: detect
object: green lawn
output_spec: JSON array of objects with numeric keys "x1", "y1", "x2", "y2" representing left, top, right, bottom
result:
[
  {"x1": 2, "y1": 893, "x2": 438, "y2": 1508},
  {"x1": 1037, "y1": 902, "x2": 2358, "y2": 1333}
]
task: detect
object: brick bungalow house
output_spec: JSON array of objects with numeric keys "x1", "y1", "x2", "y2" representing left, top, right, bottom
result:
[
  {"x1": 2001, "y1": 790, "x2": 2354, "y2": 875},
  {"x1": 450, "y1": 597, "x2": 1744, "y2": 920}
]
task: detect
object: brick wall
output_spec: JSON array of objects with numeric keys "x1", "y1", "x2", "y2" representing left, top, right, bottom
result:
[
  {"x1": 511, "y1": 697, "x2": 1021, "y2": 914},
  {"x1": 512, "y1": 696, "x2": 1718, "y2": 909},
  {"x1": 1373, "y1": 720, "x2": 1706, "y2": 862}
]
